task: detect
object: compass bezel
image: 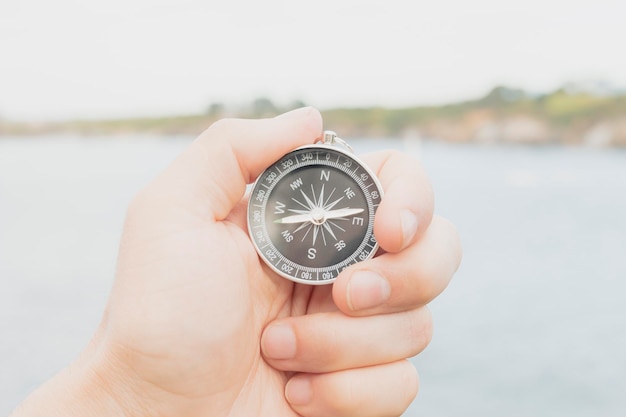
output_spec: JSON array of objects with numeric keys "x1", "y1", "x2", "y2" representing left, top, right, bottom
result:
[{"x1": 247, "y1": 143, "x2": 383, "y2": 285}]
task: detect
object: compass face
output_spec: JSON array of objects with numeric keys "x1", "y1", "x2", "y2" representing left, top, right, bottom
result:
[{"x1": 247, "y1": 144, "x2": 383, "y2": 284}]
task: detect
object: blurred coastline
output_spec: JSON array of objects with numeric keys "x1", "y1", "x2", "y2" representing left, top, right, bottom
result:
[{"x1": 2, "y1": 83, "x2": 626, "y2": 147}]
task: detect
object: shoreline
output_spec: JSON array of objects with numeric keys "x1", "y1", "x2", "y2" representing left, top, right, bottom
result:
[{"x1": 2, "y1": 86, "x2": 625, "y2": 147}]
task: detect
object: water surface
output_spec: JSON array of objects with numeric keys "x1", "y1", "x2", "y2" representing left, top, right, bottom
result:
[{"x1": 1, "y1": 136, "x2": 625, "y2": 416}]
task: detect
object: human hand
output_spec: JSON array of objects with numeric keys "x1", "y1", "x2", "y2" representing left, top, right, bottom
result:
[{"x1": 12, "y1": 107, "x2": 461, "y2": 417}]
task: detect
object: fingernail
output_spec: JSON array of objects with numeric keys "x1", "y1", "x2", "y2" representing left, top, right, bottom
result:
[
  {"x1": 401, "y1": 209, "x2": 418, "y2": 247},
  {"x1": 286, "y1": 376, "x2": 312, "y2": 406},
  {"x1": 262, "y1": 323, "x2": 297, "y2": 360},
  {"x1": 347, "y1": 271, "x2": 391, "y2": 311}
]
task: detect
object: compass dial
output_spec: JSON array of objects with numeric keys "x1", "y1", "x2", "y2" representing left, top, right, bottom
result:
[{"x1": 247, "y1": 144, "x2": 383, "y2": 284}]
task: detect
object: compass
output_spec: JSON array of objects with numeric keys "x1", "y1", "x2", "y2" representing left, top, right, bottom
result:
[{"x1": 247, "y1": 131, "x2": 383, "y2": 285}]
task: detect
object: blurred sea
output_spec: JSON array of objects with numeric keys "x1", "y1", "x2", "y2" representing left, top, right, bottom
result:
[{"x1": 1, "y1": 136, "x2": 625, "y2": 416}]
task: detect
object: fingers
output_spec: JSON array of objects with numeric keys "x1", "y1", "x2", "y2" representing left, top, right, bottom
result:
[
  {"x1": 261, "y1": 307, "x2": 432, "y2": 373},
  {"x1": 139, "y1": 107, "x2": 322, "y2": 221},
  {"x1": 333, "y1": 215, "x2": 462, "y2": 315},
  {"x1": 361, "y1": 150, "x2": 434, "y2": 253},
  {"x1": 285, "y1": 360, "x2": 418, "y2": 417}
]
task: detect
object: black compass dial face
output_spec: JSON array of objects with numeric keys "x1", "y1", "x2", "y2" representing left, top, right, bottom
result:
[{"x1": 247, "y1": 145, "x2": 382, "y2": 284}]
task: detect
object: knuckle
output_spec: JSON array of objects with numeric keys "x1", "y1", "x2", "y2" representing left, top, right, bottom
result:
[
  {"x1": 385, "y1": 148, "x2": 406, "y2": 161},
  {"x1": 199, "y1": 118, "x2": 241, "y2": 149},
  {"x1": 404, "y1": 308, "x2": 434, "y2": 357},
  {"x1": 205, "y1": 117, "x2": 237, "y2": 136},
  {"x1": 293, "y1": 106, "x2": 323, "y2": 138},
  {"x1": 379, "y1": 149, "x2": 410, "y2": 174}
]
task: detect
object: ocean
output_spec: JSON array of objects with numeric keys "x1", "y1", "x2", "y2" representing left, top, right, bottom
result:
[{"x1": 1, "y1": 136, "x2": 625, "y2": 416}]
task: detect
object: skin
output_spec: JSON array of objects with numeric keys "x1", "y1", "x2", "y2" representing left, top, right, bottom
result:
[{"x1": 11, "y1": 107, "x2": 462, "y2": 417}]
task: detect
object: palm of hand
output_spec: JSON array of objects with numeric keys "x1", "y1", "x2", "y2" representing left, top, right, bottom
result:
[{"x1": 106, "y1": 196, "x2": 330, "y2": 417}]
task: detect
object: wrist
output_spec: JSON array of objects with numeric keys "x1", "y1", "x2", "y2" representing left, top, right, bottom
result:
[{"x1": 11, "y1": 332, "x2": 149, "y2": 417}]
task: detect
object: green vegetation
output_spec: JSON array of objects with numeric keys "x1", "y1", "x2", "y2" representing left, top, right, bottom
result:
[
  {"x1": 2, "y1": 85, "x2": 626, "y2": 146},
  {"x1": 321, "y1": 86, "x2": 626, "y2": 146},
  {"x1": 321, "y1": 86, "x2": 626, "y2": 145}
]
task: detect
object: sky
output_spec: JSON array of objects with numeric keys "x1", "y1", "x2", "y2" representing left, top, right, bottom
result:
[{"x1": 1, "y1": 0, "x2": 625, "y2": 121}]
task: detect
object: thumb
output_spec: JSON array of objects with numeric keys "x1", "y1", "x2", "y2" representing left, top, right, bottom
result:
[{"x1": 147, "y1": 107, "x2": 323, "y2": 221}]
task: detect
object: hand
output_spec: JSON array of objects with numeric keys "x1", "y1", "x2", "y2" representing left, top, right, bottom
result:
[{"x1": 11, "y1": 108, "x2": 461, "y2": 417}]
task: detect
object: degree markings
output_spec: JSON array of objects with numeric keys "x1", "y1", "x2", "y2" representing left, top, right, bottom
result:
[{"x1": 251, "y1": 147, "x2": 381, "y2": 281}]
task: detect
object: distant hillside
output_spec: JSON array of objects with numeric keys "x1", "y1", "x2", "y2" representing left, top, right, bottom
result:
[
  {"x1": 2, "y1": 85, "x2": 625, "y2": 146},
  {"x1": 321, "y1": 86, "x2": 626, "y2": 146}
]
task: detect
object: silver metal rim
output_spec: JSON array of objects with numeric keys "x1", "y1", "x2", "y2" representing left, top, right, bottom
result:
[{"x1": 246, "y1": 139, "x2": 384, "y2": 285}]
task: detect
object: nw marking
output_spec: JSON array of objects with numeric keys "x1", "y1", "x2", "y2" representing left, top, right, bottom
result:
[{"x1": 290, "y1": 177, "x2": 304, "y2": 190}]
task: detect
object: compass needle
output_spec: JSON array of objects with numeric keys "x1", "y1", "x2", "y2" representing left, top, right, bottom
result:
[
  {"x1": 288, "y1": 209, "x2": 310, "y2": 214},
  {"x1": 275, "y1": 213, "x2": 311, "y2": 224},
  {"x1": 325, "y1": 208, "x2": 364, "y2": 220}
]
